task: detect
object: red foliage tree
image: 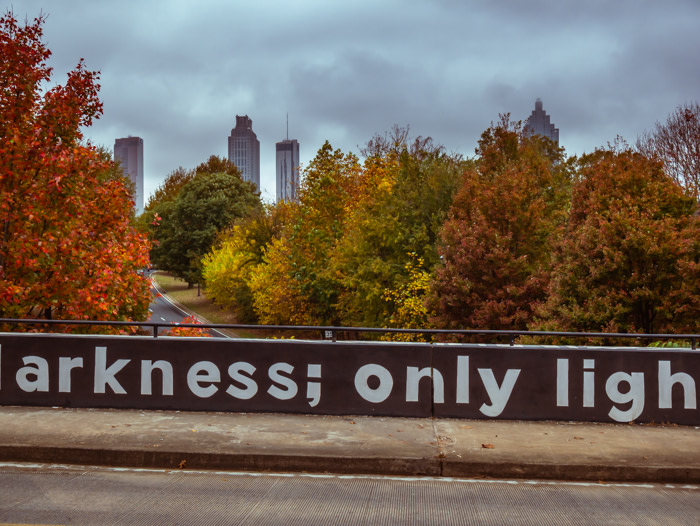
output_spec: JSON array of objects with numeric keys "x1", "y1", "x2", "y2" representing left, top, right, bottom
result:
[
  {"x1": 429, "y1": 116, "x2": 573, "y2": 332},
  {"x1": 0, "y1": 13, "x2": 151, "y2": 327},
  {"x1": 536, "y1": 147, "x2": 700, "y2": 334}
]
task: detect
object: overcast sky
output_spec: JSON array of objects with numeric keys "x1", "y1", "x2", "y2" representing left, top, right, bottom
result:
[{"x1": 10, "y1": 0, "x2": 700, "y2": 203}]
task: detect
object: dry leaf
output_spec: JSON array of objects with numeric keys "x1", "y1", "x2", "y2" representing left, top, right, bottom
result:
[
  {"x1": 482, "y1": 443, "x2": 495, "y2": 449},
  {"x1": 178, "y1": 460, "x2": 187, "y2": 469}
]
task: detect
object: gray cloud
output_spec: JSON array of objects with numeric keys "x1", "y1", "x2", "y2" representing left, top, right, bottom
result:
[{"x1": 8, "y1": 0, "x2": 700, "y2": 202}]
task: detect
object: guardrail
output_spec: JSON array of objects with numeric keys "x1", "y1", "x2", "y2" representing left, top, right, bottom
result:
[{"x1": 0, "y1": 318, "x2": 697, "y2": 349}]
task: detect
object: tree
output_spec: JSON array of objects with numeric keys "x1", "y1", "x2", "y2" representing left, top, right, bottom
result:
[
  {"x1": 202, "y1": 205, "x2": 286, "y2": 323},
  {"x1": 536, "y1": 147, "x2": 700, "y2": 334},
  {"x1": 380, "y1": 253, "x2": 432, "y2": 341},
  {"x1": 429, "y1": 116, "x2": 573, "y2": 332},
  {"x1": 636, "y1": 102, "x2": 700, "y2": 199},
  {"x1": 150, "y1": 158, "x2": 261, "y2": 285},
  {"x1": 0, "y1": 12, "x2": 151, "y2": 326},
  {"x1": 144, "y1": 166, "x2": 194, "y2": 213},
  {"x1": 248, "y1": 142, "x2": 361, "y2": 325},
  {"x1": 331, "y1": 131, "x2": 465, "y2": 328}
]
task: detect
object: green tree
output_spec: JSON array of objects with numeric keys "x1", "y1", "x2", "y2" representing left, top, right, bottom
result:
[
  {"x1": 536, "y1": 146, "x2": 700, "y2": 334},
  {"x1": 429, "y1": 116, "x2": 573, "y2": 332},
  {"x1": 332, "y1": 132, "x2": 465, "y2": 328},
  {"x1": 144, "y1": 166, "x2": 194, "y2": 213},
  {"x1": 249, "y1": 142, "x2": 361, "y2": 325},
  {"x1": 151, "y1": 158, "x2": 261, "y2": 285}
]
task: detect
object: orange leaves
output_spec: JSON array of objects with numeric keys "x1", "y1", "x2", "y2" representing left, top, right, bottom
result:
[
  {"x1": 538, "y1": 149, "x2": 700, "y2": 335},
  {"x1": 0, "y1": 14, "x2": 151, "y2": 329},
  {"x1": 163, "y1": 316, "x2": 211, "y2": 338},
  {"x1": 430, "y1": 122, "x2": 571, "y2": 332}
]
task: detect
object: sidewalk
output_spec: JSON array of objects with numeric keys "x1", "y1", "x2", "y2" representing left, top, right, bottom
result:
[{"x1": 0, "y1": 406, "x2": 698, "y2": 483}]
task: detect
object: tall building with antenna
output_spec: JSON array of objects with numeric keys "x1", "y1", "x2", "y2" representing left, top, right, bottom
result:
[
  {"x1": 276, "y1": 115, "x2": 300, "y2": 202},
  {"x1": 228, "y1": 115, "x2": 260, "y2": 188},
  {"x1": 523, "y1": 98, "x2": 559, "y2": 145}
]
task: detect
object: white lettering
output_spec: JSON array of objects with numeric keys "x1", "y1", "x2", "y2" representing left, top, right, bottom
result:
[
  {"x1": 478, "y1": 368, "x2": 521, "y2": 417},
  {"x1": 307, "y1": 364, "x2": 321, "y2": 407},
  {"x1": 556, "y1": 358, "x2": 569, "y2": 407},
  {"x1": 226, "y1": 362, "x2": 258, "y2": 400},
  {"x1": 187, "y1": 361, "x2": 220, "y2": 398},
  {"x1": 58, "y1": 357, "x2": 83, "y2": 393},
  {"x1": 94, "y1": 347, "x2": 130, "y2": 394},
  {"x1": 456, "y1": 356, "x2": 469, "y2": 404},
  {"x1": 606, "y1": 371, "x2": 645, "y2": 422},
  {"x1": 583, "y1": 359, "x2": 595, "y2": 407},
  {"x1": 16, "y1": 356, "x2": 49, "y2": 393},
  {"x1": 141, "y1": 360, "x2": 174, "y2": 396},
  {"x1": 355, "y1": 364, "x2": 393, "y2": 403},
  {"x1": 658, "y1": 361, "x2": 696, "y2": 410},
  {"x1": 267, "y1": 362, "x2": 297, "y2": 400},
  {"x1": 406, "y1": 366, "x2": 444, "y2": 403}
]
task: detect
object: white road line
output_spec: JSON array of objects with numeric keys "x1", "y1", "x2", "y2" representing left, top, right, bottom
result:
[{"x1": 151, "y1": 275, "x2": 231, "y2": 339}]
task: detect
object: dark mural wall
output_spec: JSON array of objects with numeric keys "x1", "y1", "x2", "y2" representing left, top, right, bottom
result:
[{"x1": 0, "y1": 334, "x2": 698, "y2": 424}]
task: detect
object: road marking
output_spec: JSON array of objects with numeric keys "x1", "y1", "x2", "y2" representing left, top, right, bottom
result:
[
  {"x1": 3, "y1": 463, "x2": 696, "y2": 491},
  {"x1": 150, "y1": 275, "x2": 231, "y2": 339}
]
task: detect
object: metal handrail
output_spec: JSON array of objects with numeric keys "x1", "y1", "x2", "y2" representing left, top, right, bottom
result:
[{"x1": 0, "y1": 318, "x2": 697, "y2": 349}]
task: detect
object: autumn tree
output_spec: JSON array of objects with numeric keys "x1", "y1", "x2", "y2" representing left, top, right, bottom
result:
[
  {"x1": 331, "y1": 131, "x2": 465, "y2": 328},
  {"x1": 150, "y1": 157, "x2": 261, "y2": 286},
  {"x1": 535, "y1": 146, "x2": 700, "y2": 334},
  {"x1": 0, "y1": 12, "x2": 151, "y2": 325},
  {"x1": 380, "y1": 253, "x2": 433, "y2": 341},
  {"x1": 636, "y1": 101, "x2": 700, "y2": 199},
  {"x1": 201, "y1": 204, "x2": 288, "y2": 322},
  {"x1": 429, "y1": 116, "x2": 573, "y2": 332},
  {"x1": 248, "y1": 142, "x2": 361, "y2": 325}
]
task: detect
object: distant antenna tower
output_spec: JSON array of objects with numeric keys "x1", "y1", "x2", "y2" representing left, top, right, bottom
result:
[{"x1": 286, "y1": 112, "x2": 289, "y2": 140}]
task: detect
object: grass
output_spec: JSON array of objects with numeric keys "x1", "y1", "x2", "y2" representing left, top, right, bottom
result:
[{"x1": 152, "y1": 272, "x2": 261, "y2": 338}]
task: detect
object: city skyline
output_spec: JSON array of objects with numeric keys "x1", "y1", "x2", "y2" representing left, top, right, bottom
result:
[{"x1": 17, "y1": 0, "x2": 699, "y2": 204}]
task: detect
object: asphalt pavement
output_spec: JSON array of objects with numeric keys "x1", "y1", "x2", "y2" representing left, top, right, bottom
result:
[{"x1": 0, "y1": 406, "x2": 698, "y2": 484}]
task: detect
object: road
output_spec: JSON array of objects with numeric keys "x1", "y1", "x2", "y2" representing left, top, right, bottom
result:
[
  {"x1": 0, "y1": 464, "x2": 699, "y2": 525},
  {"x1": 148, "y1": 275, "x2": 230, "y2": 338}
]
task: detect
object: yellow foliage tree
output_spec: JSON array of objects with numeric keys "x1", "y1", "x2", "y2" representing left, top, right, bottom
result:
[
  {"x1": 248, "y1": 235, "x2": 315, "y2": 325},
  {"x1": 380, "y1": 253, "x2": 433, "y2": 342}
]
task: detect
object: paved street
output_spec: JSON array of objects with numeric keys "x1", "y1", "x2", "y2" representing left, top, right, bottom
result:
[
  {"x1": 148, "y1": 276, "x2": 229, "y2": 338},
  {"x1": 1, "y1": 464, "x2": 699, "y2": 525}
]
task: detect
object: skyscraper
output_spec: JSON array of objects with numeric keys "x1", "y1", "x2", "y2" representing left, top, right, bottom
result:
[
  {"x1": 114, "y1": 136, "x2": 144, "y2": 214},
  {"x1": 276, "y1": 139, "x2": 300, "y2": 202},
  {"x1": 523, "y1": 98, "x2": 559, "y2": 145},
  {"x1": 228, "y1": 115, "x2": 260, "y2": 188}
]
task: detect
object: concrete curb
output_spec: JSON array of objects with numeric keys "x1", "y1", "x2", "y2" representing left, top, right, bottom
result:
[
  {"x1": 2, "y1": 445, "x2": 700, "y2": 484},
  {"x1": 0, "y1": 446, "x2": 441, "y2": 477}
]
